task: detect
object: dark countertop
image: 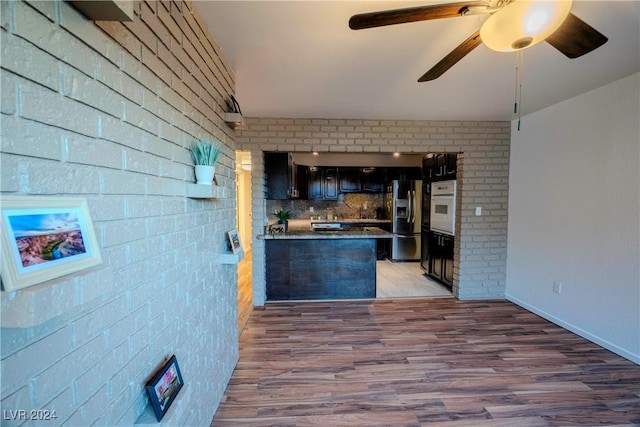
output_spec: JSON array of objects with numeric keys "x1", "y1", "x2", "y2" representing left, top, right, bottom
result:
[
  {"x1": 314, "y1": 218, "x2": 391, "y2": 224},
  {"x1": 260, "y1": 219, "x2": 393, "y2": 240}
]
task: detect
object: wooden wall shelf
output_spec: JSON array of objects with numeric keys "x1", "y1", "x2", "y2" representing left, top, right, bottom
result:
[
  {"x1": 220, "y1": 250, "x2": 244, "y2": 265},
  {"x1": 185, "y1": 184, "x2": 226, "y2": 199},
  {"x1": 224, "y1": 113, "x2": 244, "y2": 130},
  {"x1": 69, "y1": 0, "x2": 134, "y2": 21}
]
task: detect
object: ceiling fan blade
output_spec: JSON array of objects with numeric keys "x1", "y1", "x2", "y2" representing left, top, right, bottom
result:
[
  {"x1": 545, "y1": 13, "x2": 608, "y2": 59},
  {"x1": 418, "y1": 30, "x2": 482, "y2": 82},
  {"x1": 349, "y1": 2, "x2": 489, "y2": 30}
]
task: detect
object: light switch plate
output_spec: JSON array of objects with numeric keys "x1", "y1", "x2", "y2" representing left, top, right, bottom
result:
[{"x1": 475, "y1": 207, "x2": 482, "y2": 216}]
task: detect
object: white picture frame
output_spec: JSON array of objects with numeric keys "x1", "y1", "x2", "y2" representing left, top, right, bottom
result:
[
  {"x1": 227, "y1": 229, "x2": 242, "y2": 255},
  {"x1": 0, "y1": 195, "x2": 102, "y2": 291}
]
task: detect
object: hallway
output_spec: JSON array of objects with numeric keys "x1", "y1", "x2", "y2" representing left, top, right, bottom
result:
[{"x1": 237, "y1": 250, "x2": 253, "y2": 335}]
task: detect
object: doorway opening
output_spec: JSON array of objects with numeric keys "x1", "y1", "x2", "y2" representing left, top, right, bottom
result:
[{"x1": 236, "y1": 151, "x2": 253, "y2": 334}]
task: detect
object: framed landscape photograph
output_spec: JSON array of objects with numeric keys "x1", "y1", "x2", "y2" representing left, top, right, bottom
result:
[
  {"x1": 227, "y1": 229, "x2": 242, "y2": 254},
  {"x1": 146, "y1": 355, "x2": 184, "y2": 421},
  {"x1": 0, "y1": 195, "x2": 102, "y2": 292}
]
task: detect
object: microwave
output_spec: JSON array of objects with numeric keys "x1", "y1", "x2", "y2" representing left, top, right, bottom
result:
[{"x1": 430, "y1": 180, "x2": 456, "y2": 236}]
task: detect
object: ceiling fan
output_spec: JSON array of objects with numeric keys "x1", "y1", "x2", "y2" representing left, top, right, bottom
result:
[{"x1": 349, "y1": 0, "x2": 608, "y2": 82}]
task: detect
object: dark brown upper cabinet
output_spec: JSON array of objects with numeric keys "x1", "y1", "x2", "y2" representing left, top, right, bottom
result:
[
  {"x1": 264, "y1": 152, "x2": 289, "y2": 200},
  {"x1": 323, "y1": 168, "x2": 339, "y2": 200},
  {"x1": 265, "y1": 152, "x2": 308, "y2": 200},
  {"x1": 308, "y1": 167, "x2": 324, "y2": 200},
  {"x1": 338, "y1": 167, "x2": 361, "y2": 193},
  {"x1": 423, "y1": 153, "x2": 457, "y2": 182},
  {"x1": 361, "y1": 167, "x2": 385, "y2": 193}
]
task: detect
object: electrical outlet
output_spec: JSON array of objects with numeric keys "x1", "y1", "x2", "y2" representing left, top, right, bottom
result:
[
  {"x1": 553, "y1": 281, "x2": 562, "y2": 294},
  {"x1": 309, "y1": 207, "x2": 314, "y2": 212}
]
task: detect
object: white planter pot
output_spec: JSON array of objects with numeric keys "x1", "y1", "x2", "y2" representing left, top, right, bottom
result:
[{"x1": 194, "y1": 165, "x2": 215, "y2": 185}]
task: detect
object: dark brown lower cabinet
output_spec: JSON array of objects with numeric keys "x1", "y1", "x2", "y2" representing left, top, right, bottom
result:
[
  {"x1": 428, "y1": 231, "x2": 454, "y2": 288},
  {"x1": 266, "y1": 239, "x2": 377, "y2": 300}
]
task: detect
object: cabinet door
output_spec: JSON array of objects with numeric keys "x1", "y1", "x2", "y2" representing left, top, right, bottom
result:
[
  {"x1": 308, "y1": 167, "x2": 323, "y2": 200},
  {"x1": 442, "y1": 235, "x2": 454, "y2": 287},
  {"x1": 324, "y1": 167, "x2": 339, "y2": 200},
  {"x1": 388, "y1": 167, "x2": 422, "y2": 182},
  {"x1": 420, "y1": 230, "x2": 430, "y2": 272},
  {"x1": 384, "y1": 167, "x2": 396, "y2": 183},
  {"x1": 264, "y1": 152, "x2": 289, "y2": 200},
  {"x1": 287, "y1": 153, "x2": 295, "y2": 197},
  {"x1": 404, "y1": 167, "x2": 422, "y2": 180},
  {"x1": 433, "y1": 154, "x2": 447, "y2": 180},
  {"x1": 444, "y1": 153, "x2": 457, "y2": 178},
  {"x1": 339, "y1": 167, "x2": 361, "y2": 193},
  {"x1": 422, "y1": 155, "x2": 435, "y2": 181},
  {"x1": 296, "y1": 164, "x2": 308, "y2": 199},
  {"x1": 361, "y1": 167, "x2": 385, "y2": 193},
  {"x1": 429, "y1": 232, "x2": 444, "y2": 281}
]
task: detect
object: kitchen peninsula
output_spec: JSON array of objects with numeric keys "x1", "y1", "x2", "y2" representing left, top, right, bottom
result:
[{"x1": 261, "y1": 219, "x2": 392, "y2": 300}]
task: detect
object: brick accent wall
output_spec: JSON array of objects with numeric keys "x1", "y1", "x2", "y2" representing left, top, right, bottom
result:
[
  {"x1": 236, "y1": 118, "x2": 510, "y2": 304},
  {"x1": 1, "y1": 1, "x2": 238, "y2": 425}
]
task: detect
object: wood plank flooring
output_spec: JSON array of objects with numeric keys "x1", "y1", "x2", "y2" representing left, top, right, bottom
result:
[
  {"x1": 237, "y1": 250, "x2": 253, "y2": 335},
  {"x1": 212, "y1": 298, "x2": 640, "y2": 426}
]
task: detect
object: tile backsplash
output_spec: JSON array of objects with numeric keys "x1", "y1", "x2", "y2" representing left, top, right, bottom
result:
[{"x1": 268, "y1": 193, "x2": 384, "y2": 221}]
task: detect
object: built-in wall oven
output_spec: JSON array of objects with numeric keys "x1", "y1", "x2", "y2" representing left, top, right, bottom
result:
[{"x1": 430, "y1": 180, "x2": 456, "y2": 236}]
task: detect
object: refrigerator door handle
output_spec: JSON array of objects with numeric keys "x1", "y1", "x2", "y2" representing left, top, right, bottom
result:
[
  {"x1": 410, "y1": 190, "x2": 414, "y2": 224},
  {"x1": 412, "y1": 189, "x2": 416, "y2": 224},
  {"x1": 406, "y1": 190, "x2": 411, "y2": 224},
  {"x1": 411, "y1": 190, "x2": 416, "y2": 225}
]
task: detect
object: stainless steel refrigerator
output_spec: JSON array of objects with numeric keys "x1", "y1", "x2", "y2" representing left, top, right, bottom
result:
[{"x1": 384, "y1": 180, "x2": 422, "y2": 261}]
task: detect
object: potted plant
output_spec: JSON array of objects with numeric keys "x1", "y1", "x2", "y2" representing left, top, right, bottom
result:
[
  {"x1": 190, "y1": 139, "x2": 222, "y2": 185},
  {"x1": 274, "y1": 209, "x2": 292, "y2": 232}
]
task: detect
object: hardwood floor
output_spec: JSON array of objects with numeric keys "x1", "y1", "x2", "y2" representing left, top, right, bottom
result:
[
  {"x1": 212, "y1": 298, "x2": 640, "y2": 426},
  {"x1": 237, "y1": 249, "x2": 253, "y2": 335}
]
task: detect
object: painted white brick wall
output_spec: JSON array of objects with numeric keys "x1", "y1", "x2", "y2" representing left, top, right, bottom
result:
[
  {"x1": 1, "y1": 1, "x2": 238, "y2": 425},
  {"x1": 237, "y1": 118, "x2": 510, "y2": 303}
]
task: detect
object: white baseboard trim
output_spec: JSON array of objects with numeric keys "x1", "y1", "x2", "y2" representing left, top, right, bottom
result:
[{"x1": 505, "y1": 293, "x2": 640, "y2": 365}]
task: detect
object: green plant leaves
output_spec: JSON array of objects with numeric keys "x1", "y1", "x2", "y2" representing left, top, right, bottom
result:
[{"x1": 190, "y1": 139, "x2": 223, "y2": 166}]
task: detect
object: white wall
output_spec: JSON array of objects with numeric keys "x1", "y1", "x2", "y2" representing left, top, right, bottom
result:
[
  {"x1": 1, "y1": 1, "x2": 239, "y2": 425},
  {"x1": 506, "y1": 73, "x2": 640, "y2": 364}
]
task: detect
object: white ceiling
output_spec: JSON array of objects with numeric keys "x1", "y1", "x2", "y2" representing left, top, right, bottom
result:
[{"x1": 199, "y1": 1, "x2": 640, "y2": 121}]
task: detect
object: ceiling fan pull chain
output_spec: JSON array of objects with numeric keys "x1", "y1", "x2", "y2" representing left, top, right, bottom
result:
[
  {"x1": 514, "y1": 53, "x2": 519, "y2": 114},
  {"x1": 519, "y1": 51, "x2": 524, "y2": 131},
  {"x1": 516, "y1": 51, "x2": 524, "y2": 131}
]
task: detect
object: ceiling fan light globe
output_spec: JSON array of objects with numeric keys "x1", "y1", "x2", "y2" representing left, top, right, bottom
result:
[
  {"x1": 480, "y1": 0, "x2": 573, "y2": 52},
  {"x1": 512, "y1": 37, "x2": 533, "y2": 50}
]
